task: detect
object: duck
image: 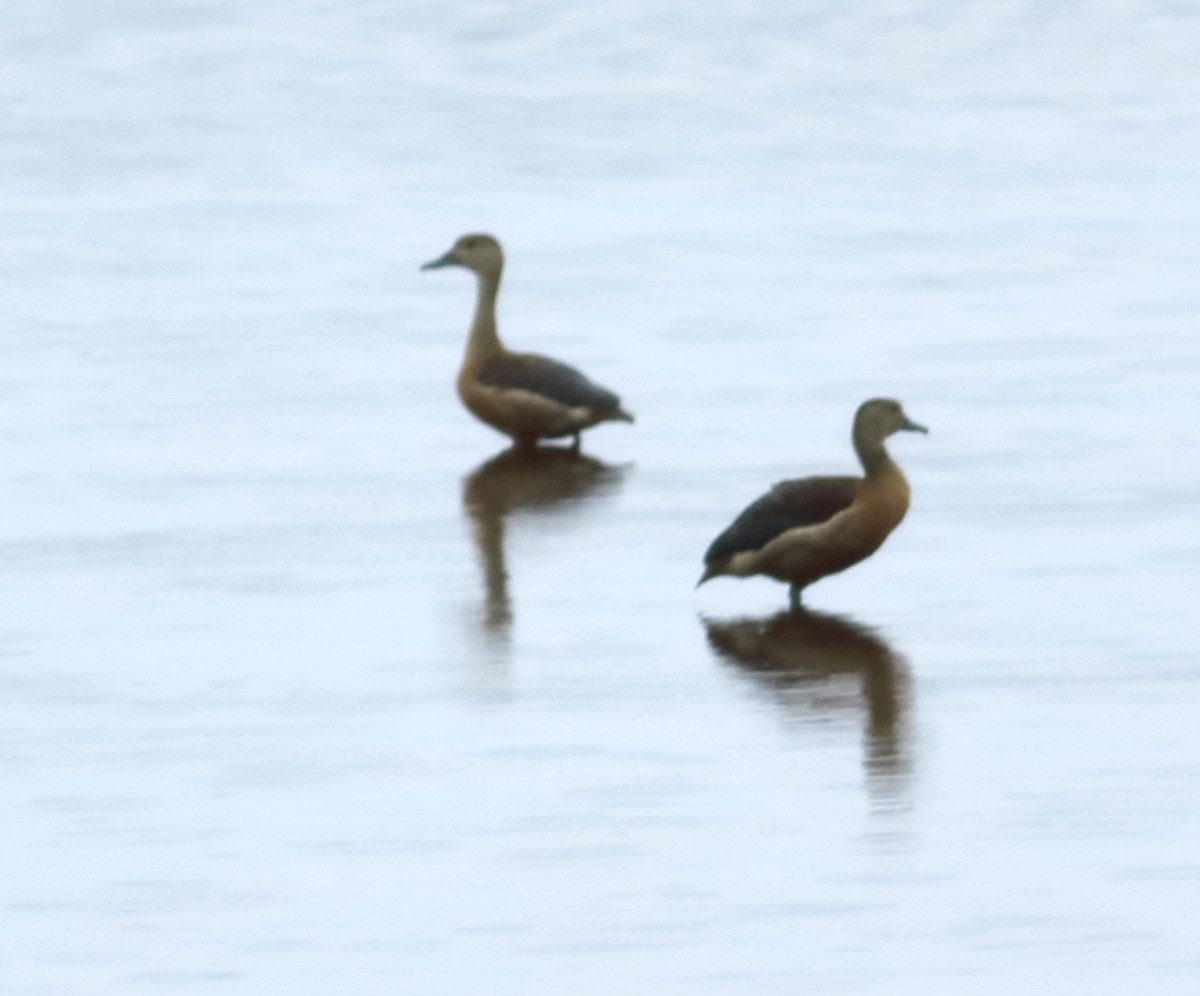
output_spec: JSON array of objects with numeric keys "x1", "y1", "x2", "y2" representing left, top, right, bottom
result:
[
  {"x1": 698, "y1": 398, "x2": 927, "y2": 607},
  {"x1": 421, "y1": 234, "x2": 634, "y2": 449}
]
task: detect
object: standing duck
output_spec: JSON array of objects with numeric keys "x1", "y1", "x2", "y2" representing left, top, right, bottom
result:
[
  {"x1": 421, "y1": 234, "x2": 634, "y2": 449},
  {"x1": 698, "y1": 398, "x2": 927, "y2": 607}
]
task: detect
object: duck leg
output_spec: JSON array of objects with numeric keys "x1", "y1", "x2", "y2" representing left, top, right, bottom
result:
[{"x1": 788, "y1": 584, "x2": 804, "y2": 611}]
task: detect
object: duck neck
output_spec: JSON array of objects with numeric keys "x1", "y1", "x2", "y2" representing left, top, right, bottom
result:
[
  {"x1": 464, "y1": 269, "x2": 504, "y2": 367},
  {"x1": 853, "y1": 429, "x2": 910, "y2": 523},
  {"x1": 853, "y1": 428, "x2": 894, "y2": 479}
]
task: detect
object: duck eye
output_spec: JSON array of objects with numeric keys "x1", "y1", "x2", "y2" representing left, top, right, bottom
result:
[{"x1": 463, "y1": 238, "x2": 477, "y2": 249}]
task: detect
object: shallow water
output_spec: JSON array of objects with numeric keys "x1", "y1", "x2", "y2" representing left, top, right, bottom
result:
[{"x1": 3, "y1": 2, "x2": 1200, "y2": 993}]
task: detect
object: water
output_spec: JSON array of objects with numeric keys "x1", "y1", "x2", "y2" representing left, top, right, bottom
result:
[{"x1": 3, "y1": 2, "x2": 1200, "y2": 992}]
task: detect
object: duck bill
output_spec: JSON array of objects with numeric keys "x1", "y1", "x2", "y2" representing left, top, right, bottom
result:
[
  {"x1": 420, "y1": 250, "x2": 459, "y2": 271},
  {"x1": 901, "y1": 417, "x2": 929, "y2": 434}
]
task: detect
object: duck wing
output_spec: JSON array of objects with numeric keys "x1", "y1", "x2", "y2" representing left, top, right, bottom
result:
[
  {"x1": 704, "y1": 476, "x2": 860, "y2": 565},
  {"x1": 478, "y1": 352, "x2": 623, "y2": 412}
]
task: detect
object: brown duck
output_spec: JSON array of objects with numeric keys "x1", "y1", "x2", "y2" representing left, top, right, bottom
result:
[
  {"x1": 699, "y1": 398, "x2": 927, "y2": 607},
  {"x1": 421, "y1": 234, "x2": 634, "y2": 449}
]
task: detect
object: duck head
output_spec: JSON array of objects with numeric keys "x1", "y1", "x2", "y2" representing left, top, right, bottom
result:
[
  {"x1": 854, "y1": 398, "x2": 928, "y2": 445},
  {"x1": 421, "y1": 233, "x2": 505, "y2": 279}
]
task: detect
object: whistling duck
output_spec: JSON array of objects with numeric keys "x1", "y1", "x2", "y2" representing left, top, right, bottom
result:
[
  {"x1": 698, "y1": 398, "x2": 927, "y2": 607},
  {"x1": 421, "y1": 234, "x2": 633, "y2": 449}
]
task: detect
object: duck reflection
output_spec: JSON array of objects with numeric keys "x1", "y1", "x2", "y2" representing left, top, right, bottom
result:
[
  {"x1": 463, "y1": 446, "x2": 627, "y2": 643},
  {"x1": 703, "y1": 609, "x2": 913, "y2": 798}
]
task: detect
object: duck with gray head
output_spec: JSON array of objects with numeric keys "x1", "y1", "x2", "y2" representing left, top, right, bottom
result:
[
  {"x1": 698, "y1": 398, "x2": 927, "y2": 608},
  {"x1": 421, "y1": 234, "x2": 634, "y2": 450}
]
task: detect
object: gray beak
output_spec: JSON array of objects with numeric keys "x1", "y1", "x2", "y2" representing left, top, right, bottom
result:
[
  {"x1": 901, "y1": 416, "x2": 929, "y2": 434},
  {"x1": 420, "y1": 250, "x2": 459, "y2": 271}
]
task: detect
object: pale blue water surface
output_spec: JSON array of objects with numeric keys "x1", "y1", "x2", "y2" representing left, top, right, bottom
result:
[{"x1": 2, "y1": 2, "x2": 1199, "y2": 993}]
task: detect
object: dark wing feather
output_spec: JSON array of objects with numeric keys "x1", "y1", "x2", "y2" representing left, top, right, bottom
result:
[
  {"x1": 478, "y1": 352, "x2": 622, "y2": 412},
  {"x1": 704, "y1": 476, "x2": 860, "y2": 565}
]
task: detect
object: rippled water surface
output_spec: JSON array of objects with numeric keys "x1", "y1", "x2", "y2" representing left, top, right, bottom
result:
[{"x1": 3, "y1": 2, "x2": 1200, "y2": 993}]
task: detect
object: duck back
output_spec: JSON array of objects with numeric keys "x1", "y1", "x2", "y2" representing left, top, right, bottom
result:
[{"x1": 704, "y1": 475, "x2": 860, "y2": 569}]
